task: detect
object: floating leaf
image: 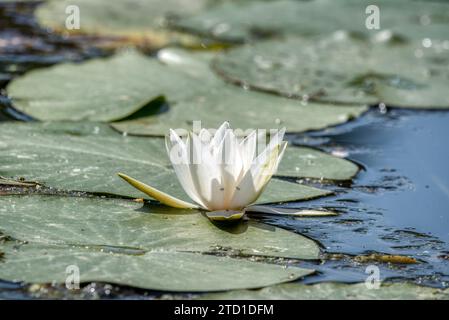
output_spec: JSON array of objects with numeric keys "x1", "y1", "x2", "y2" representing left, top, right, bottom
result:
[
  {"x1": 278, "y1": 147, "x2": 358, "y2": 181},
  {"x1": 6, "y1": 51, "x2": 181, "y2": 122},
  {"x1": 0, "y1": 195, "x2": 321, "y2": 260},
  {"x1": 0, "y1": 195, "x2": 318, "y2": 291},
  {"x1": 0, "y1": 243, "x2": 310, "y2": 292},
  {"x1": 34, "y1": 0, "x2": 210, "y2": 47},
  {"x1": 198, "y1": 282, "x2": 449, "y2": 299},
  {"x1": 38, "y1": 0, "x2": 209, "y2": 32},
  {"x1": 174, "y1": 0, "x2": 449, "y2": 43},
  {"x1": 213, "y1": 34, "x2": 449, "y2": 108},
  {"x1": 7, "y1": 49, "x2": 367, "y2": 133},
  {"x1": 0, "y1": 122, "x2": 344, "y2": 204}
]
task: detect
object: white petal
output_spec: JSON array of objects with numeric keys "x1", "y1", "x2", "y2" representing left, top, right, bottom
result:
[
  {"x1": 215, "y1": 129, "x2": 245, "y2": 207},
  {"x1": 267, "y1": 127, "x2": 286, "y2": 151},
  {"x1": 228, "y1": 141, "x2": 287, "y2": 209},
  {"x1": 206, "y1": 177, "x2": 227, "y2": 211},
  {"x1": 239, "y1": 130, "x2": 257, "y2": 173},
  {"x1": 165, "y1": 132, "x2": 208, "y2": 209},
  {"x1": 210, "y1": 121, "x2": 230, "y2": 150},
  {"x1": 166, "y1": 129, "x2": 187, "y2": 164},
  {"x1": 252, "y1": 128, "x2": 286, "y2": 182},
  {"x1": 187, "y1": 133, "x2": 223, "y2": 210},
  {"x1": 253, "y1": 141, "x2": 288, "y2": 191},
  {"x1": 217, "y1": 129, "x2": 244, "y2": 179},
  {"x1": 226, "y1": 169, "x2": 258, "y2": 210},
  {"x1": 164, "y1": 124, "x2": 288, "y2": 212},
  {"x1": 198, "y1": 128, "x2": 212, "y2": 146}
]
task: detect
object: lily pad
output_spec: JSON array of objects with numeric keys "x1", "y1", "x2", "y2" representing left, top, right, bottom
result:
[
  {"x1": 6, "y1": 49, "x2": 367, "y2": 133},
  {"x1": 0, "y1": 243, "x2": 310, "y2": 292},
  {"x1": 198, "y1": 282, "x2": 449, "y2": 299},
  {"x1": 0, "y1": 121, "x2": 354, "y2": 204},
  {"x1": 213, "y1": 34, "x2": 449, "y2": 108},
  {"x1": 0, "y1": 195, "x2": 316, "y2": 291},
  {"x1": 174, "y1": 0, "x2": 449, "y2": 43},
  {"x1": 278, "y1": 146, "x2": 358, "y2": 180},
  {"x1": 6, "y1": 50, "x2": 187, "y2": 122},
  {"x1": 0, "y1": 195, "x2": 320, "y2": 260},
  {"x1": 34, "y1": 0, "x2": 210, "y2": 48},
  {"x1": 37, "y1": 0, "x2": 209, "y2": 33}
]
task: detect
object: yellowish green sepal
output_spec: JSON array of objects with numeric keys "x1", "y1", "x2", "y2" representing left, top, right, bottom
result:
[{"x1": 117, "y1": 173, "x2": 199, "y2": 209}]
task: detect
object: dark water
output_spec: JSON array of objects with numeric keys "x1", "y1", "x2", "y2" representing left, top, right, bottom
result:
[
  {"x1": 1, "y1": 2, "x2": 449, "y2": 298},
  {"x1": 267, "y1": 109, "x2": 449, "y2": 287}
]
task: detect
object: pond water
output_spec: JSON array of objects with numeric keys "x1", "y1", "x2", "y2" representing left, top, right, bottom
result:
[
  {"x1": 270, "y1": 108, "x2": 449, "y2": 287},
  {"x1": 0, "y1": 1, "x2": 448, "y2": 298}
]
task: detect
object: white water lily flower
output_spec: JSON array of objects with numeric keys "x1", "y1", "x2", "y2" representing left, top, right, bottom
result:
[{"x1": 118, "y1": 122, "x2": 287, "y2": 220}]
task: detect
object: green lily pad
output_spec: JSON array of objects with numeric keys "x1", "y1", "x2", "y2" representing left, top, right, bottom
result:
[
  {"x1": 37, "y1": 0, "x2": 209, "y2": 33},
  {"x1": 6, "y1": 50, "x2": 185, "y2": 122},
  {"x1": 0, "y1": 195, "x2": 316, "y2": 291},
  {"x1": 0, "y1": 195, "x2": 320, "y2": 259},
  {"x1": 0, "y1": 243, "x2": 309, "y2": 292},
  {"x1": 174, "y1": 0, "x2": 449, "y2": 43},
  {"x1": 198, "y1": 282, "x2": 449, "y2": 299},
  {"x1": 6, "y1": 49, "x2": 367, "y2": 133},
  {"x1": 34, "y1": 0, "x2": 211, "y2": 47},
  {"x1": 279, "y1": 147, "x2": 358, "y2": 180},
  {"x1": 0, "y1": 121, "x2": 352, "y2": 204},
  {"x1": 213, "y1": 34, "x2": 449, "y2": 108}
]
